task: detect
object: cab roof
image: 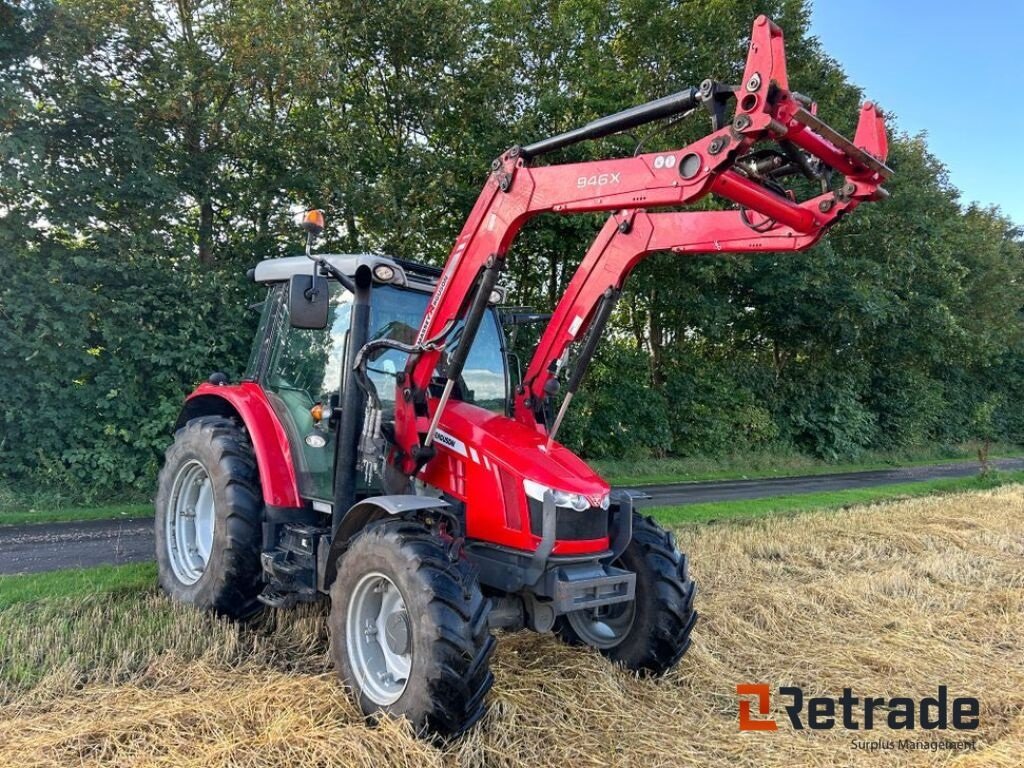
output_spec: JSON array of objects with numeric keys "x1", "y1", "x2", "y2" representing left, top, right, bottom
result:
[{"x1": 250, "y1": 254, "x2": 440, "y2": 292}]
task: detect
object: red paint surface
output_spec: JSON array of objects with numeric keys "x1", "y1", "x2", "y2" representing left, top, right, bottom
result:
[{"x1": 185, "y1": 382, "x2": 302, "y2": 508}]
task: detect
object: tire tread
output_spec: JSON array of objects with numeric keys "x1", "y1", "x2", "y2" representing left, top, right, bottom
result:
[
  {"x1": 155, "y1": 416, "x2": 264, "y2": 618},
  {"x1": 554, "y1": 512, "x2": 697, "y2": 675},
  {"x1": 330, "y1": 519, "x2": 494, "y2": 739}
]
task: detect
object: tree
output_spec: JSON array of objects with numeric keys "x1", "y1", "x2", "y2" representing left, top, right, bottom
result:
[{"x1": 2, "y1": 0, "x2": 1022, "y2": 492}]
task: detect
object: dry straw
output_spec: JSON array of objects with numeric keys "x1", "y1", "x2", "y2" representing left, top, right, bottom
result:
[{"x1": 1, "y1": 485, "x2": 1021, "y2": 767}]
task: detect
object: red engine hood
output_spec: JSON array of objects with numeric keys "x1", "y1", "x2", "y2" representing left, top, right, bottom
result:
[{"x1": 431, "y1": 400, "x2": 609, "y2": 499}]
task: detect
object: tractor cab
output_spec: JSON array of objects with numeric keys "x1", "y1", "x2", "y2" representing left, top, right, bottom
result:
[{"x1": 247, "y1": 253, "x2": 510, "y2": 503}]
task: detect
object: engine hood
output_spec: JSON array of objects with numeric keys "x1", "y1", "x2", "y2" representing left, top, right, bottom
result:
[{"x1": 432, "y1": 400, "x2": 609, "y2": 500}]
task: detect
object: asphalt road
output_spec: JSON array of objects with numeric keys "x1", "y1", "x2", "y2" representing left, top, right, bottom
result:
[
  {"x1": 0, "y1": 517, "x2": 156, "y2": 576},
  {"x1": 628, "y1": 456, "x2": 1024, "y2": 506},
  {"x1": 2, "y1": 457, "x2": 1020, "y2": 576}
]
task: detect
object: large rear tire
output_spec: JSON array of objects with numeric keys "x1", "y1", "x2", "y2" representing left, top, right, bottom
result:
[
  {"x1": 329, "y1": 518, "x2": 495, "y2": 738},
  {"x1": 155, "y1": 416, "x2": 264, "y2": 618},
  {"x1": 554, "y1": 513, "x2": 697, "y2": 674}
]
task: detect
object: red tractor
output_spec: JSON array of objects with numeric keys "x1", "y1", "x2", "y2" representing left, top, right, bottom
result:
[{"x1": 156, "y1": 17, "x2": 890, "y2": 738}]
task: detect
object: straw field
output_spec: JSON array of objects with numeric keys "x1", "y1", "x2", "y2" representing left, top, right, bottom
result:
[{"x1": 1, "y1": 485, "x2": 1022, "y2": 767}]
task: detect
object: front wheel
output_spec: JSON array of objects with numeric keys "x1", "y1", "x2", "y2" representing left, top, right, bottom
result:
[
  {"x1": 555, "y1": 513, "x2": 697, "y2": 674},
  {"x1": 329, "y1": 518, "x2": 495, "y2": 738}
]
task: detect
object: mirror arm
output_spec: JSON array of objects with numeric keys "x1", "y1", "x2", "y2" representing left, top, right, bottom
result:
[
  {"x1": 308, "y1": 253, "x2": 358, "y2": 294},
  {"x1": 302, "y1": 222, "x2": 358, "y2": 294}
]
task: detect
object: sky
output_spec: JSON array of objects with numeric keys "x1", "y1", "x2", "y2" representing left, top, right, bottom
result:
[{"x1": 810, "y1": 0, "x2": 1022, "y2": 225}]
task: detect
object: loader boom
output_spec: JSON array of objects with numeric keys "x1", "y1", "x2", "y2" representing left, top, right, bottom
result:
[{"x1": 386, "y1": 14, "x2": 890, "y2": 476}]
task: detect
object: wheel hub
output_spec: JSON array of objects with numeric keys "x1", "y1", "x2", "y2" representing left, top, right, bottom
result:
[
  {"x1": 346, "y1": 572, "x2": 413, "y2": 706},
  {"x1": 165, "y1": 460, "x2": 216, "y2": 585},
  {"x1": 385, "y1": 611, "x2": 411, "y2": 656}
]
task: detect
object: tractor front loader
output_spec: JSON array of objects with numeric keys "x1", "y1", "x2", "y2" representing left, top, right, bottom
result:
[{"x1": 155, "y1": 16, "x2": 890, "y2": 738}]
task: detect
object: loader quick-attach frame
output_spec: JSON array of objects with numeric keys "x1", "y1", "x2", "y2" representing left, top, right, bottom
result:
[{"x1": 382, "y1": 15, "x2": 890, "y2": 481}]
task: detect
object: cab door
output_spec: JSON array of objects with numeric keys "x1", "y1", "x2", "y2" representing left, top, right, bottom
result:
[{"x1": 261, "y1": 283, "x2": 353, "y2": 502}]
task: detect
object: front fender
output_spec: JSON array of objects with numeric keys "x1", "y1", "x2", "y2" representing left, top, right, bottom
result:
[
  {"x1": 321, "y1": 495, "x2": 450, "y2": 588},
  {"x1": 177, "y1": 382, "x2": 302, "y2": 508}
]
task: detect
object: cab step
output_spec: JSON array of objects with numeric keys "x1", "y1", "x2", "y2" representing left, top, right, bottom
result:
[{"x1": 257, "y1": 585, "x2": 318, "y2": 609}]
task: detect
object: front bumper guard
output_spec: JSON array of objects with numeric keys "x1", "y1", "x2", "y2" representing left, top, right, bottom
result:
[
  {"x1": 470, "y1": 489, "x2": 640, "y2": 616},
  {"x1": 546, "y1": 561, "x2": 635, "y2": 614}
]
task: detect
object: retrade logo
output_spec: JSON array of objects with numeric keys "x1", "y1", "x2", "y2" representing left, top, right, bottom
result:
[{"x1": 736, "y1": 685, "x2": 979, "y2": 732}]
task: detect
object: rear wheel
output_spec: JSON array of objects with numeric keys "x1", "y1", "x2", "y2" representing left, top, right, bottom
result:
[
  {"x1": 329, "y1": 518, "x2": 495, "y2": 738},
  {"x1": 155, "y1": 416, "x2": 264, "y2": 618},
  {"x1": 555, "y1": 513, "x2": 697, "y2": 674}
]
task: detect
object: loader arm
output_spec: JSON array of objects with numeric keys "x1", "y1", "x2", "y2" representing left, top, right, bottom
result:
[
  {"x1": 512, "y1": 185, "x2": 878, "y2": 432},
  {"x1": 387, "y1": 15, "x2": 891, "y2": 476}
]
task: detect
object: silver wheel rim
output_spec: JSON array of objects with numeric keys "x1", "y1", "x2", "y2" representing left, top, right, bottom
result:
[
  {"x1": 566, "y1": 599, "x2": 637, "y2": 650},
  {"x1": 165, "y1": 460, "x2": 216, "y2": 585},
  {"x1": 346, "y1": 572, "x2": 412, "y2": 706}
]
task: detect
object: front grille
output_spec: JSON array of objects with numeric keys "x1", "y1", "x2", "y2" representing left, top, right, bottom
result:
[{"x1": 527, "y1": 497, "x2": 608, "y2": 541}]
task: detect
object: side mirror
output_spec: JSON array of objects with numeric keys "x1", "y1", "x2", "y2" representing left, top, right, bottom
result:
[{"x1": 288, "y1": 274, "x2": 329, "y2": 329}]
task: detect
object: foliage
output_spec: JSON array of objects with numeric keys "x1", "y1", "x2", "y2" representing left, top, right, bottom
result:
[
  {"x1": 1, "y1": 0, "x2": 1022, "y2": 496},
  {"x1": 559, "y1": 343, "x2": 673, "y2": 459}
]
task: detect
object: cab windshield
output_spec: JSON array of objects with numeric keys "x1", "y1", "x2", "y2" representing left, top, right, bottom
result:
[{"x1": 366, "y1": 286, "x2": 508, "y2": 412}]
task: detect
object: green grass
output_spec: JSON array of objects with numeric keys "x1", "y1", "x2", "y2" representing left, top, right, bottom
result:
[
  {"x1": 0, "y1": 566, "x2": 326, "y2": 699},
  {"x1": 595, "y1": 442, "x2": 1024, "y2": 486},
  {"x1": 0, "y1": 572, "x2": 277, "y2": 697},
  {"x1": 0, "y1": 502, "x2": 152, "y2": 527},
  {"x1": 648, "y1": 470, "x2": 1024, "y2": 526},
  {"x1": 0, "y1": 481, "x2": 151, "y2": 527},
  {"x1": 0, "y1": 563, "x2": 157, "y2": 610}
]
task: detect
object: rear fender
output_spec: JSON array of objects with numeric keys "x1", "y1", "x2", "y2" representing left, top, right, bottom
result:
[{"x1": 176, "y1": 382, "x2": 302, "y2": 508}]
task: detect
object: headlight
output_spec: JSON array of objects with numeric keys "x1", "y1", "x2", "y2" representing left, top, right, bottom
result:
[
  {"x1": 373, "y1": 264, "x2": 396, "y2": 282},
  {"x1": 523, "y1": 479, "x2": 593, "y2": 512}
]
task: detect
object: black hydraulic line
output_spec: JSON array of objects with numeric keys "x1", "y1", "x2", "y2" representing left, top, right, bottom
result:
[
  {"x1": 519, "y1": 86, "x2": 700, "y2": 159},
  {"x1": 779, "y1": 140, "x2": 822, "y2": 181},
  {"x1": 332, "y1": 265, "x2": 373, "y2": 535},
  {"x1": 566, "y1": 289, "x2": 619, "y2": 395},
  {"x1": 422, "y1": 258, "x2": 503, "y2": 448},
  {"x1": 443, "y1": 260, "x2": 502, "y2": 384},
  {"x1": 545, "y1": 288, "x2": 620, "y2": 444},
  {"x1": 353, "y1": 337, "x2": 419, "y2": 410}
]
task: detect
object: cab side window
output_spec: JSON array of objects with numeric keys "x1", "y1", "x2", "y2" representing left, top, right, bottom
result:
[{"x1": 265, "y1": 286, "x2": 353, "y2": 406}]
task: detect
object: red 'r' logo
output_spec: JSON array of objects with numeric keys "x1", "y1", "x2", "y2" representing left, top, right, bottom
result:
[{"x1": 737, "y1": 683, "x2": 778, "y2": 731}]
